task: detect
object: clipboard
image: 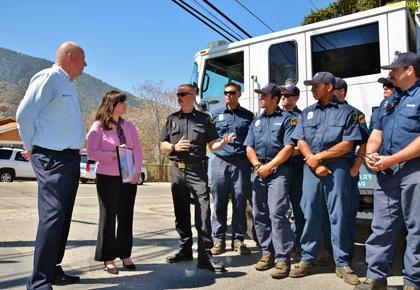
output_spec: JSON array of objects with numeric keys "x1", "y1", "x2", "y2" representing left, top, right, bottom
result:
[{"x1": 116, "y1": 146, "x2": 135, "y2": 183}]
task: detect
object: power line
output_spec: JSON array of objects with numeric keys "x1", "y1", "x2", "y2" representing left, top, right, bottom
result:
[
  {"x1": 202, "y1": 0, "x2": 253, "y2": 38},
  {"x1": 234, "y1": 0, "x2": 275, "y2": 33},
  {"x1": 171, "y1": 0, "x2": 238, "y2": 42},
  {"x1": 191, "y1": 0, "x2": 244, "y2": 40},
  {"x1": 308, "y1": 0, "x2": 319, "y2": 10}
]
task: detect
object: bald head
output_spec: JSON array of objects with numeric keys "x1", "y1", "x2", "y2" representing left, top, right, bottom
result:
[{"x1": 55, "y1": 41, "x2": 86, "y2": 80}]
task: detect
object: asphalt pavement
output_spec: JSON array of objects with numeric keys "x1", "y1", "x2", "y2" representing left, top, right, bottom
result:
[{"x1": 0, "y1": 181, "x2": 406, "y2": 290}]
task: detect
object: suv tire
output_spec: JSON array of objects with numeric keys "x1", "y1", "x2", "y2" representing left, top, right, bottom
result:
[{"x1": 0, "y1": 169, "x2": 15, "y2": 182}]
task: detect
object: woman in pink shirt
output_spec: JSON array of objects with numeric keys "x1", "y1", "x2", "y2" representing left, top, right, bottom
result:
[{"x1": 87, "y1": 90, "x2": 142, "y2": 274}]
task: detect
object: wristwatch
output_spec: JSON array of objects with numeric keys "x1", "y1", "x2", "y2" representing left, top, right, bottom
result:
[{"x1": 170, "y1": 144, "x2": 175, "y2": 152}]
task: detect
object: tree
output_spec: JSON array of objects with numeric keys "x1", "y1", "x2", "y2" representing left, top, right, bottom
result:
[
  {"x1": 133, "y1": 81, "x2": 177, "y2": 180},
  {"x1": 301, "y1": 0, "x2": 418, "y2": 25}
]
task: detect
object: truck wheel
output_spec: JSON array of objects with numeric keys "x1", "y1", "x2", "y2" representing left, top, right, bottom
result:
[{"x1": 0, "y1": 169, "x2": 14, "y2": 182}]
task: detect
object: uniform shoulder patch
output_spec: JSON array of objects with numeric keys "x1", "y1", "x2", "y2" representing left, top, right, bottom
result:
[
  {"x1": 291, "y1": 117, "x2": 298, "y2": 126},
  {"x1": 358, "y1": 114, "x2": 366, "y2": 124}
]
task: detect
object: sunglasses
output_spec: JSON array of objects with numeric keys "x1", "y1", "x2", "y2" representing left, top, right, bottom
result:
[
  {"x1": 176, "y1": 92, "x2": 193, "y2": 97},
  {"x1": 224, "y1": 91, "x2": 237, "y2": 96}
]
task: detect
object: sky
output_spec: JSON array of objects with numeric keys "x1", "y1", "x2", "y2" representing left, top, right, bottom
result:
[{"x1": 0, "y1": 0, "x2": 333, "y2": 94}]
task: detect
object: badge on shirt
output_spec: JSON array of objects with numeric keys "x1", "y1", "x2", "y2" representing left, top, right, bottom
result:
[
  {"x1": 218, "y1": 114, "x2": 224, "y2": 121},
  {"x1": 171, "y1": 121, "x2": 178, "y2": 130},
  {"x1": 358, "y1": 114, "x2": 366, "y2": 124},
  {"x1": 291, "y1": 117, "x2": 298, "y2": 126},
  {"x1": 352, "y1": 113, "x2": 358, "y2": 121},
  {"x1": 307, "y1": 111, "x2": 313, "y2": 120},
  {"x1": 255, "y1": 119, "x2": 260, "y2": 127}
]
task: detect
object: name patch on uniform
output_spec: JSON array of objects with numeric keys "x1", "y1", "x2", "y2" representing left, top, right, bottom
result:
[
  {"x1": 197, "y1": 123, "x2": 204, "y2": 127},
  {"x1": 62, "y1": 94, "x2": 71, "y2": 97},
  {"x1": 255, "y1": 120, "x2": 260, "y2": 127},
  {"x1": 406, "y1": 104, "x2": 416, "y2": 107},
  {"x1": 274, "y1": 122, "x2": 282, "y2": 125},
  {"x1": 307, "y1": 111, "x2": 313, "y2": 120},
  {"x1": 291, "y1": 117, "x2": 298, "y2": 126},
  {"x1": 358, "y1": 114, "x2": 366, "y2": 124},
  {"x1": 218, "y1": 114, "x2": 224, "y2": 121}
]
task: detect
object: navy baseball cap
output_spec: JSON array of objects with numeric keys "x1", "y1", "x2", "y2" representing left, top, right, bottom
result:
[
  {"x1": 377, "y1": 77, "x2": 394, "y2": 88},
  {"x1": 381, "y1": 52, "x2": 420, "y2": 69},
  {"x1": 304, "y1": 72, "x2": 336, "y2": 85},
  {"x1": 254, "y1": 83, "x2": 281, "y2": 97},
  {"x1": 334, "y1": 77, "x2": 347, "y2": 90},
  {"x1": 280, "y1": 84, "x2": 300, "y2": 96}
]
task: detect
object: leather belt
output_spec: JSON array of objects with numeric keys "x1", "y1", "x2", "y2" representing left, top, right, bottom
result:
[
  {"x1": 174, "y1": 160, "x2": 205, "y2": 169},
  {"x1": 33, "y1": 145, "x2": 80, "y2": 155}
]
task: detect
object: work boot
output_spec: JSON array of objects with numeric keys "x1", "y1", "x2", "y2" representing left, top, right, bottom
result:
[
  {"x1": 271, "y1": 261, "x2": 290, "y2": 279},
  {"x1": 211, "y1": 241, "x2": 226, "y2": 255},
  {"x1": 403, "y1": 285, "x2": 420, "y2": 290},
  {"x1": 336, "y1": 266, "x2": 360, "y2": 285},
  {"x1": 232, "y1": 241, "x2": 251, "y2": 255},
  {"x1": 289, "y1": 261, "x2": 316, "y2": 278},
  {"x1": 255, "y1": 254, "x2": 275, "y2": 271},
  {"x1": 353, "y1": 278, "x2": 387, "y2": 290}
]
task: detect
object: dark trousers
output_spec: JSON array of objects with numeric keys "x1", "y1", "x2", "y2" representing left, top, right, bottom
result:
[
  {"x1": 288, "y1": 156, "x2": 304, "y2": 246},
  {"x1": 210, "y1": 156, "x2": 251, "y2": 243},
  {"x1": 95, "y1": 174, "x2": 137, "y2": 261},
  {"x1": 26, "y1": 147, "x2": 80, "y2": 290},
  {"x1": 170, "y1": 163, "x2": 212, "y2": 254},
  {"x1": 366, "y1": 159, "x2": 420, "y2": 288}
]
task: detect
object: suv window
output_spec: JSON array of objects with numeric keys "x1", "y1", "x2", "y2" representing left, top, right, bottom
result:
[
  {"x1": 15, "y1": 152, "x2": 28, "y2": 162},
  {"x1": 0, "y1": 149, "x2": 13, "y2": 160}
]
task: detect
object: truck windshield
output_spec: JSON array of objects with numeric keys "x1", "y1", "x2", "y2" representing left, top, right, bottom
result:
[{"x1": 201, "y1": 51, "x2": 244, "y2": 101}]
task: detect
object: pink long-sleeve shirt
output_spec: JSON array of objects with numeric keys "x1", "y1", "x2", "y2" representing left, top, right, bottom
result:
[{"x1": 87, "y1": 120, "x2": 142, "y2": 176}]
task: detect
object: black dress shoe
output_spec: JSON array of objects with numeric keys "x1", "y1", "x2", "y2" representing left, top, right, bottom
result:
[
  {"x1": 197, "y1": 252, "x2": 227, "y2": 272},
  {"x1": 166, "y1": 250, "x2": 193, "y2": 263},
  {"x1": 53, "y1": 266, "x2": 80, "y2": 285},
  {"x1": 123, "y1": 263, "x2": 136, "y2": 270}
]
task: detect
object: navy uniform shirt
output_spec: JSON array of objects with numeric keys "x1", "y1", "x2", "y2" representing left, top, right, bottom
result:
[
  {"x1": 160, "y1": 108, "x2": 217, "y2": 162},
  {"x1": 291, "y1": 97, "x2": 362, "y2": 154},
  {"x1": 373, "y1": 80, "x2": 420, "y2": 155},
  {"x1": 211, "y1": 104, "x2": 254, "y2": 158},
  {"x1": 244, "y1": 107, "x2": 295, "y2": 160}
]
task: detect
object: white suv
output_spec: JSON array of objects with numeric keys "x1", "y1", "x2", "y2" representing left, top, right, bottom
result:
[{"x1": 0, "y1": 148, "x2": 36, "y2": 182}]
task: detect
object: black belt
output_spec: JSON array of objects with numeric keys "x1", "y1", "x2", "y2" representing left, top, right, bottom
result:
[
  {"x1": 173, "y1": 160, "x2": 206, "y2": 169},
  {"x1": 33, "y1": 145, "x2": 80, "y2": 155},
  {"x1": 217, "y1": 155, "x2": 247, "y2": 162}
]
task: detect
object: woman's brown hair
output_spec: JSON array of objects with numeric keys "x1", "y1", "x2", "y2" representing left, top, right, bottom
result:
[{"x1": 94, "y1": 90, "x2": 127, "y2": 130}]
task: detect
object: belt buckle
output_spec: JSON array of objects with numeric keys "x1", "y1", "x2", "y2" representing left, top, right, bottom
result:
[{"x1": 177, "y1": 162, "x2": 186, "y2": 169}]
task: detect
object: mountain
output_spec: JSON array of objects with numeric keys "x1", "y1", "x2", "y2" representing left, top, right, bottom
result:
[{"x1": 0, "y1": 47, "x2": 139, "y2": 117}]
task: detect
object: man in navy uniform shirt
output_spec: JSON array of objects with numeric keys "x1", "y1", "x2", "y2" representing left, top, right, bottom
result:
[
  {"x1": 210, "y1": 83, "x2": 254, "y2": 256},
  {"x1": 289, "y1": 72, "x2": 362, "y2": 286},
  {"x1": 355, "y1": 52, "x2": 420, "y2": 290},
  {"x1": 244, "y1": 83, "x2": 295, "y2": 279}
]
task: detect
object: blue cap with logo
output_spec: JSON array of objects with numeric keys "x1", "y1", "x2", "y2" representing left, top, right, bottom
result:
[
  {"x1": 381, "y1": 52, "x2": 420, "y2": 69},
  {"x1": 254, "y1": 83, "x2": 281, "y2": 97},
  {"x1": 280, "y1": 84, "x2": 300, "y2": 96},
  {"x1": 334, "y1": 77, "x2": 347, "y2": 90},
  {"x1": 304, "y1": 72, "x2": 336, "y2": 85}
]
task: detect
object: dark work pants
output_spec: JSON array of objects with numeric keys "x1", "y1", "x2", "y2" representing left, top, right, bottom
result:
[
  {"x1": 365, "y1": 159, "x2": 420, "y2": 288},
  {"x1": 288, "y1": 156, "x2": 304, "y2": 247},
  {"x1": 211, "y1": 156, "x2": 251, "y2": 243},
  {"x1": 26, "y1": 148, "x2": 80, "y2": 290},
  {"x1": 252, "y1": 166, "x2": 294, "y2": 261},
  {"x1": 170, "y1": 163, "x2": 213, "y2": 254},
  {"x1": 95, "y1": 174, "x2": 137, "y2": 261}
]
